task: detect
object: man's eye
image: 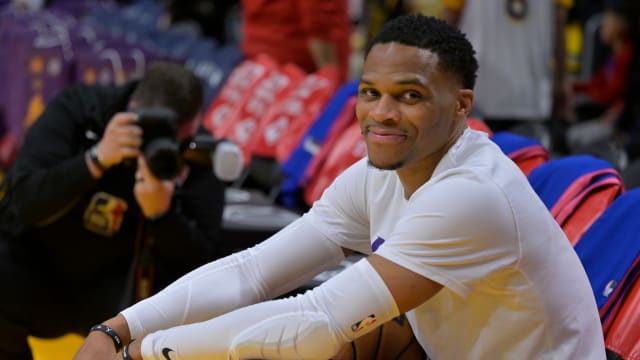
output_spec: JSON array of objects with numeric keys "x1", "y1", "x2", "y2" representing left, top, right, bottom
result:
[
  {"x1": 359, "y1": 88, "x2": 378, "y2": 98},
  {"x1": 403, "y1": 91, "x2": 422, "y2": 101}
]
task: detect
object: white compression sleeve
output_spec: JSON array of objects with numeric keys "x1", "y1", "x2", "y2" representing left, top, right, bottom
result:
[
  {"x1": 121, "y1": 216, "x2": 345, "y2": 340},
  {"x1": 140, "y1": 259, "x2": 400, "y2": 360}
]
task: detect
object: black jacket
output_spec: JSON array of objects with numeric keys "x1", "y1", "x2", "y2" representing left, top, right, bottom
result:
[{"x1": 1, "y1": 82, "x2": 225, "y2": 291}]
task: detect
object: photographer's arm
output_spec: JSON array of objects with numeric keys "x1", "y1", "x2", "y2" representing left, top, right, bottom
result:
[
  {"x1": 299, "y1": 1, "x2": 347, "y2": 75},
  {"x1": 10, "y1": 82, "x2": 142, "y2": 228},
  {"x1": 134, "y1": 156, "x2": 225, "y2": 269},
  {"x1": 89, "y1": 112, "x2": 142, "y2": 176},
  {"x1": 10, "y1": 87, "x2": 106, "y2": 226}
]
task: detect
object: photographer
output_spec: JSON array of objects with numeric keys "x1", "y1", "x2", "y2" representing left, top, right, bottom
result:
[{"x1": 0, "y1": 62, "x2": 226, "y2": 359}]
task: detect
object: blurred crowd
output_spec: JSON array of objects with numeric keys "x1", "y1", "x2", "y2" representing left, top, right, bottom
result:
[{"x1": 4, "y1": 0, "x2": 640, "y2": 169}]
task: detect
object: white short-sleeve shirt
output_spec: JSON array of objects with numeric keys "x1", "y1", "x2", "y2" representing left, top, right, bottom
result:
[{"x1": 305, "y1": 129, "x2": 605, "y2": 359}]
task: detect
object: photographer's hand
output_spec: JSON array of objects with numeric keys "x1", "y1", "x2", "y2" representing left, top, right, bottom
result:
[
  {"x1": 134, "y1": 155, "x2": 175, "y2": 219},
  {"x1": 96, "y1": 112, "x2": 143, "y2": 169}
]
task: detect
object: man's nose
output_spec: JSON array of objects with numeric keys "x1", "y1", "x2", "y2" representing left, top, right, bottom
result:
[{"x1": 369, "y1": 94, "x2": 400, "y2": 122}]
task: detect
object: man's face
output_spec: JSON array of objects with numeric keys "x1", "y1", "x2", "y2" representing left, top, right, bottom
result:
[
  {"x1": 599, "y1": 11, "x2": 626, "y2": 45},
  {"x1": 356, "y1": 42, "x2": 462, "y2": 171},
  {"x1": 176, "y1": 113, "x2": 201, "y2": 141},
  {"x1": 128, "y1": 101, "x2": 201, "y2": 142}
]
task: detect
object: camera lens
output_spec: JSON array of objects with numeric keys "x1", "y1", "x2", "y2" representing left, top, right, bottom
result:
[{"x1": 144, "y1": 138, "x2": 182, "y2": 180}]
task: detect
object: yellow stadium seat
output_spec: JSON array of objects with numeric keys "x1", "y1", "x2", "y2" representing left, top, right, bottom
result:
[{"x1": 28, "y1": 334, "x2": 84, "y2": 360}]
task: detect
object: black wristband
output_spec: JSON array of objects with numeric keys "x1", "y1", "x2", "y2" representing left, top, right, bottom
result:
[
  {"x1": 122, "y1": 339, "x2": 135, "y2": 360},
  {"x1": 88, "y1": 145, "x2": 107, "y2": 171},
  {"x1": 89, "y1": 324, "x2": 123, "y2": 352}
]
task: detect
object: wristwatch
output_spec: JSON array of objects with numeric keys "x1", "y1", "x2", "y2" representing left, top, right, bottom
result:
[{"x1": 88, "y1": 145, "x2": 107, "y2": 171}]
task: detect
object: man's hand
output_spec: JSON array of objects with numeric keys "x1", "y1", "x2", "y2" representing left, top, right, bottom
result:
[
  {"x1": 134, "y1": 155, "x2": 175, "y2": 219},
  {"x1": 73, "y1": 315, "x2": 133, "y2": 360},
  {"x1": 72, "y1": 331, "x2": 120, "y2": 360},
  {"x1": 96, "y1": 112, "x2": 143, "y2": 169}
]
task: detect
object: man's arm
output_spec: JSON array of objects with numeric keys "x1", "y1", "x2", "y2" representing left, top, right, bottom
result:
[
  {"x1": 299, "y1": 1, "x2": 349, "y2": 75},
  {"x1": 308, "y1": 39, "x2": 339, "y2": 71},
  {"x1": 137, "y1": 158, "x2": 226, "y2": 271},
  {"x1": 124, "y1": 176, "x2": 511, "y2": 359},
  {"x1": 440, "y1": 0, "x2": 464, "y2": 25},
  {"x1": 9, "y1": 86, "x2": 102, "y2": 226},
  {"x1": 368, "y1": 254, "x2": 443, "y2": 312},
  {"x1": 118, "y1": 254, "x2": 440, "y2": 360},
  {"x1": 73, "y1": 216, "x2": 346, "y2": 359}
]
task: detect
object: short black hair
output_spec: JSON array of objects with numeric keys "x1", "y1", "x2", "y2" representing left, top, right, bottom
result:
[
  {"x1": 365, "y1": 14, "x2": 478, "y2": 90},
  {"x1": 131, "y1": 61, "x2": 203, "y2": 124}
]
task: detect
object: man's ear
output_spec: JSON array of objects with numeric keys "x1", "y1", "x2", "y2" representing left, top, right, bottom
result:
[{"x1": 456, "y1": 89, "x2": 474, "y2": 117}]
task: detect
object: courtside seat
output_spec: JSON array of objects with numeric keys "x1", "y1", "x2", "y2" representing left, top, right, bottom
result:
[
  {"x1": 528, "y1": 155, "x2": 624, "y2": 245},
  {"x1": 466, "y1": 117, "x2": 493, "y2": 137},
  {"x1": 573, "y1": 188, "x2": 640, "y2": 334},
  {"x1": 491, "y1": 131, "x2": 550, "y2": 176},
  {"x1": 605, "y1": 275, "x2": 640, "y2": 359}
]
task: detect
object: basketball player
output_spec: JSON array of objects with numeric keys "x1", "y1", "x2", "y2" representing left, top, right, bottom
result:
[{"x1": 74, "y1": 14, "x2": 605, "y2": 359}]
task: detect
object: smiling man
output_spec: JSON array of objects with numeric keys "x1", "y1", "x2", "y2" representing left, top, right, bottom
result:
[{"x1": 74, "y1": 14, "x2": 605, "y2": 360}]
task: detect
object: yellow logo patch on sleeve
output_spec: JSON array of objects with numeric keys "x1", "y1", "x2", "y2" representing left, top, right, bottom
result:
[{"x1": 83, "y1": 192, "x2": 128, "y2": 236}]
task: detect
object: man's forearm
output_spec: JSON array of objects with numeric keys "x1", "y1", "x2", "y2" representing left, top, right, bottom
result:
[
  {"x1": 441, "y1": 7, "x2": 462, "y2": 25},
  {"x1": 309, "y1": 39, "x2": 338, "y2": 70},
  {"x1": 122, "y1": 217, "x2": 345, "y2": 340},
  {"x1": 14, "y1": 153, "x2": 96, "y2": 227},
  {"x1": 138, "y1": 260, "x2": 399, "y2": 359}
]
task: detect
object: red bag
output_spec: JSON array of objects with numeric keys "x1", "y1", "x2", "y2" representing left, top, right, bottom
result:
[
  {"x1": 217, "y1": 63, "x2": 306, "y2": 165},
  {"x1": 303, "y1": 120, "x2": 365, "y2": 205},
  {"x1": 272, "y1": 65, "x2": 340, "y2": 164},
  {"x1": 466, "y1": 117, "x2": 493, "y2": 137},
  {"x1": 202, "y1": 54, "x2": 277, "y2": 137},
  {"x1": 605, "y1": 278, "x2": 640, "y2": 359},
  {"x1": 302, "y1": 96, "x2": 357, "y2": 186},
  {"x1": 556, "y1": 177, "x2": 624, "y2": 246}
]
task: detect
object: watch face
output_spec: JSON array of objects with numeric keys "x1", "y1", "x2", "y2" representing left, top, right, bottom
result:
[{"x1": 90, "y1": 146, "x2": 106, "y2": 170}]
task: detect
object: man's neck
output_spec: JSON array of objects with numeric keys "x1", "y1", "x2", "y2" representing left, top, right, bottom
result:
[{"x1": 397, "y1": 123, "x2": 466, "y2": 199}]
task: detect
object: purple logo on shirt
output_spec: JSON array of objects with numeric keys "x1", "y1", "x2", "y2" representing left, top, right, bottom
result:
[{"x1": 372, "y1": 236, "x2": 385, "y2": 252}]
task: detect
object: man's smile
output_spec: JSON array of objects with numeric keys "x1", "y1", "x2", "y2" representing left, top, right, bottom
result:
[{"x1": 364, "y1": 126, "x2": 407, "y2": 144}]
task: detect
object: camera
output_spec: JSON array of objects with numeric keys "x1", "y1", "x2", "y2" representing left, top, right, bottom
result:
[
  {"x1": 134, "y1": 107, "x2": 182, "y2": 180},
  {"x1": 181, "y1": 133, "x2": 243, "y2": 182},
  {"x1": 133, "y1": 107, "x2": 243, "y2": 181}
]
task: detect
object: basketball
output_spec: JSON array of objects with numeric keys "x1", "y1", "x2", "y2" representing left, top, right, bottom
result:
[{"x1": 331, "y1": 314, "x2": 426, "y2": 360}]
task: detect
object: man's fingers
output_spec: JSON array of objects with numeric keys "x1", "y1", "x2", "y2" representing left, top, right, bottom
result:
[
  {"x1": 104, "y1": 114, "x2": 142, "y2": 141},
  {"x1": 107, "y1": 124, "x2": 142, "y2": 143},
  {"x1": 110, "y1": 112, "x2": 139, "y2": 125},
  {"x1": 120, "y1": 146, "x2": 141, "y2": 159},
  {"x1": 137, "y1": 155, "x2": 153, "y2": 179},
  {"x1": 117, "y1": 133, "x2": 143, "y2": 149}
]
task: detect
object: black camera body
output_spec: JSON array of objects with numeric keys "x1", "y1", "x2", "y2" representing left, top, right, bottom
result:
[
  {"x1": 181, "y1": 133, "x2": 243, "y2": 182},
  {"x1": 132, "y1": 107, "x2": 243, "y2": 182},
  {"x1": 134, "y1": 107, "x2": 182, "y2": 180}
]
